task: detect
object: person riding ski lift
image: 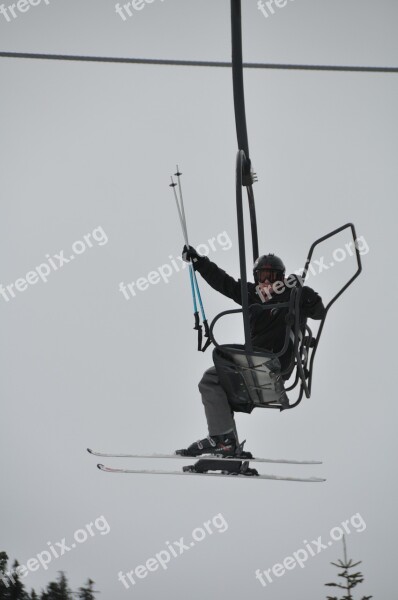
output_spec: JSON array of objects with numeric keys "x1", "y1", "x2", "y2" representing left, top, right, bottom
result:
[{"x1": 176, "y1": 245, "x2": 326, "y2": 458}]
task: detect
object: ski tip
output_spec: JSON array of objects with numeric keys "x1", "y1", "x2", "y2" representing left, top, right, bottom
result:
[
  {"x1": 87, "y1": 448, "x2": 93, "y2": 454},
  {"x1": 97, "y1": 463, "x2": 104, "y2": 470}
]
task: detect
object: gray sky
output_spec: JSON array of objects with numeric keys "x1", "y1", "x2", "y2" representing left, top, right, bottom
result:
[{"x1": 1, "y1": 1, "x2": 397, "y2": 599}]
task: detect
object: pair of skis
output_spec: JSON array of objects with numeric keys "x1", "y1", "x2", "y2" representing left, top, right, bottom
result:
[{"x1": 87, "y1": 449, "x2": 325, "y2": 483}]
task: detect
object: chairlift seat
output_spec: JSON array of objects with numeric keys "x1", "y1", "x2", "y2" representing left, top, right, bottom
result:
[{"x1": 213, "y1": 344, "x2": 290, "y2": 413}]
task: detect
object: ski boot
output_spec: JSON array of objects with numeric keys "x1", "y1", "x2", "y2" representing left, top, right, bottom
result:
[
  {"x1": 176, "y1": 433, "x2": 238, "y2": 458},
  {"x1": 176, "y1": 434, "x2": 253, "y2": 459}
]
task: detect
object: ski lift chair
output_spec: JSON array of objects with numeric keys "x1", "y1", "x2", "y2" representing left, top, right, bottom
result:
[{"x1": 209, "y1": 150, "x2": 362, "y2": 414}]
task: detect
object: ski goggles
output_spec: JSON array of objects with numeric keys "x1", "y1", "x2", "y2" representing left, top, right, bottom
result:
[{"x1": 254, "y1": 268, "x2": 284, "y2": 283}]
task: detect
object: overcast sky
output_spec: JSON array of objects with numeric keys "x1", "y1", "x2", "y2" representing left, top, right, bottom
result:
[{"x1": 1, "y1": 1, "x2": 397, "y2": 599}]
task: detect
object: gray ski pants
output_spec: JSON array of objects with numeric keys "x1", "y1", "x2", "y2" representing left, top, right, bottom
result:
[{"x1": 198, "y1": 366, "x2": 238, "y2": 439}]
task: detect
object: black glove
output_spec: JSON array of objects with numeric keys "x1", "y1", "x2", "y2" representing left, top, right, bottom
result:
[{"x1": 182, "y1": 245, "x2": 204, "y2": 266}]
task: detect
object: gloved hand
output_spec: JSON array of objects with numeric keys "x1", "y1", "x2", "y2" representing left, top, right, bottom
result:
[{"x1": 182, "y1": 245, "x2": 204, "y2": 265}]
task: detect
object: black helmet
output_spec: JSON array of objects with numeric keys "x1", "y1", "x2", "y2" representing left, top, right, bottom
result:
[{"x1": 253, "y1": 254, "x2": 286, "y2": 283}]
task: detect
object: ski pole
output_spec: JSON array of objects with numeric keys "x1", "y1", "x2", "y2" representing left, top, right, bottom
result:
[
  {"x1": 170, "y1": 175, "x2": 203, "y2": 350},
  {"x1": 173, "y1": 168, "x2": 211, "y2": 352}
]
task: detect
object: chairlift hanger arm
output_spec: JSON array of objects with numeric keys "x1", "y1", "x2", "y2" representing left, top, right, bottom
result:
[
  {"x1": 231, "y1": 0, "x2": 259, "y2": 264},
  {"x1": 230, "y1": 1, "x2": 260, "y2": 356}
]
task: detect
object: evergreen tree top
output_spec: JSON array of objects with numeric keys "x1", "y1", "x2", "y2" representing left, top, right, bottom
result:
[{"x1": 325, "y1": 536, "x2": 372, "y2": 600}]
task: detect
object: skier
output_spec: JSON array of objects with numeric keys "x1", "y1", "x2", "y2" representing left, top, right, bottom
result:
[{"x1": 176, "y1": 245, "x2": 326, "y2": 458}]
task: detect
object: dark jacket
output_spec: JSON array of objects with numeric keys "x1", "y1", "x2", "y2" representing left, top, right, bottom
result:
[{"x1": 195, "y1": 256, "x2": 325, "y2": 366}]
